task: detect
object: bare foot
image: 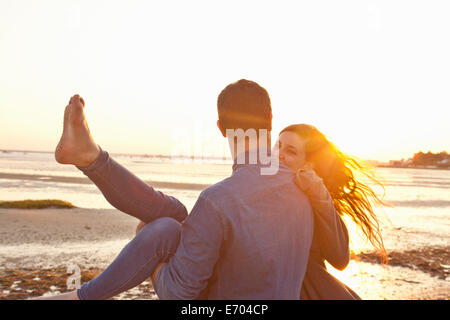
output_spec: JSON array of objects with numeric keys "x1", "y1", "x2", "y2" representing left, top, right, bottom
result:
[{"x1": 55, "y1": 94, "x2": 100, "y2": 167}]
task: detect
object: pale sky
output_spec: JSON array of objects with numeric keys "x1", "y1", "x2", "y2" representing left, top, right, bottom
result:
[{"x1": 0, "y1": 0, "x2": 449, "y2": 161}]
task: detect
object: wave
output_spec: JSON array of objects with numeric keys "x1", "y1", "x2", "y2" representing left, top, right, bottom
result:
[
  {"x1": 387, "y1": 200, "x2": 450, "y2": 208},
  {"x1": 385, "y1": 182, "x2": 450, "y2": 189}
]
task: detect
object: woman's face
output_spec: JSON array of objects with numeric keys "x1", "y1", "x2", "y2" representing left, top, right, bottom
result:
[{"x1": 276, "y1": 131, "x2": 309, "y2": 172}]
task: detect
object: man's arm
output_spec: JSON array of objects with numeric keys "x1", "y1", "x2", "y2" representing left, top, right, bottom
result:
[{"x1": 152, "y1": 194, "x2": 224, "y2": 300}]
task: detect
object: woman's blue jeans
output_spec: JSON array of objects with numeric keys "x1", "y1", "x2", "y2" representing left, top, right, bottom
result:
[{"x1": 76, "y1": 148, "x2": 187, "y2": 300}]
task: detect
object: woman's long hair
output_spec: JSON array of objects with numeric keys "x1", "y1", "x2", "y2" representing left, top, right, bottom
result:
[{"x1": 280, "y1": 124, "x2": 388, "y2": 262}]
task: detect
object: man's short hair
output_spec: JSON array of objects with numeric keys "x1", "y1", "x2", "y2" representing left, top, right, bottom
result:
[{"x1": 217, "y1": 79, "x2": 272, "y2": 132}]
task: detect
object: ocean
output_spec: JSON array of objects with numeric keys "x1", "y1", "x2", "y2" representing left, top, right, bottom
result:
[{"x1": 0, "y1": 150, "x2": 449, "y2": 299}]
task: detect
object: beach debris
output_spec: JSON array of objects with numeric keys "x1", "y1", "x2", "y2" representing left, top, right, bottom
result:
[
  {"x1": 352, "y1": 246, "x2": 449, "y2": 280},
  {"x1": 0, "y1": 266, "x2": 156, "y2": 300},
  {"x1": 10, "y1": 281, "x2": 21, "y2": 290},
  {"x1": 66, "y1": 264, "x2": 81, "y2": 290}
]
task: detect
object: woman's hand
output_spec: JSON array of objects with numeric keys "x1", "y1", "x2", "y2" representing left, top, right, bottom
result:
[
  {"x1": 295, "y1": 165, "x2": 324, "y2": 194},
  {"x1": 135, "y1": 220, "x2": 147, "y2": 235}
]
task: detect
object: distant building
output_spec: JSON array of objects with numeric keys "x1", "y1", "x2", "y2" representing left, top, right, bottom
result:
[{"x1": 387, "y1": 151, "x2": 449, "y2": 169}]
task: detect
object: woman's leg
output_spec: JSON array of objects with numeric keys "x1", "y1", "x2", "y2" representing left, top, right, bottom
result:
[
  {"x1": 54, "y1": 94, "x2": 187, "y2": 224},
  {"x1": 77, "y1": 147, "x2": 188, "y2": 223},
  {"x1": 77, "y1": 217, "x2": 181, "y2": 300}
]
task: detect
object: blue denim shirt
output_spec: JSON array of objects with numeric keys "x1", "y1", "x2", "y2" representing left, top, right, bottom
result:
[{"x1": 155, "y1": 152, "x2": 314, "y2": 300}]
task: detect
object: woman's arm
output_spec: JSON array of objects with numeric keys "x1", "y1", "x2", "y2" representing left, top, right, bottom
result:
[{"x1": 295, "y1": 169, "x2": 350, "y2": 270}]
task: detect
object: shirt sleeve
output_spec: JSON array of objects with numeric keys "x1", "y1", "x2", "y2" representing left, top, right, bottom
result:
[
  {"x1": 295, "y1": 169, "x2": 350, "y2": 270},
  {"x1": 154, "y1": 194, "x2": 224, "y2": 300}
]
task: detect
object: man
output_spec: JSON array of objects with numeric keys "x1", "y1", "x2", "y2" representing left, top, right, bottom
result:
[{"x1": 50, "y1": 79, "x2": 314, "y2": 299}]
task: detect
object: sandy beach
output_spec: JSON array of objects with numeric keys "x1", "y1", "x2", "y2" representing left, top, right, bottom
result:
[
  {"x1": 0, "y1": 207, "x2": 159, "y2": 299},
  {"x1": 0, "y1": 206, "x2": 448, "y2": 300}
]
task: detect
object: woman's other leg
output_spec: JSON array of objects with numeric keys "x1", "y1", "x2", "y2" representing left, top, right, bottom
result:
[{"x1": 77, "y1": 217, "x2": 181, "y2": 300}]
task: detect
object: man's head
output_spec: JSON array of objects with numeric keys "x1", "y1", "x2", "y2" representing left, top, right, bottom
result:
[{"x1": 217, "y1": 79, "x2": 272, "y2": 137}]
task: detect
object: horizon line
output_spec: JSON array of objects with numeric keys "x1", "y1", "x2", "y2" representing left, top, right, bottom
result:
[
  {"x1": 0, "y1": 148, "x2": 233, "y2": 161},
  {"x1": 0, "y1": 147, "x2": 393, "y2": 163}
]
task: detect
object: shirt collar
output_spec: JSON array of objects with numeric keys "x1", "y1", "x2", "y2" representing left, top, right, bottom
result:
[{"x1": 232, "y1": 148, "x2": 272, "y2": 173}]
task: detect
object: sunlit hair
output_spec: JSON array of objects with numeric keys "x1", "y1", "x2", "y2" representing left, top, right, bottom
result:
[{"x1": 280, "y1": 124, "x2": 388, "y2": 262}]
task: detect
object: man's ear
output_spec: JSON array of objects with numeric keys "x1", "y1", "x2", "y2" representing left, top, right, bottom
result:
[{"x1": 217, "y1": 120, "x2": 226, "y2": 137}]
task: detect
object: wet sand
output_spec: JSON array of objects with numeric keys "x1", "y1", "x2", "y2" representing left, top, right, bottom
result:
[
  {"x1": 0, "y1": 207, "x2": 448, "y2": 300},
  {"x1": 0, "y1": 172, "x2": 209, "y2": 190}
]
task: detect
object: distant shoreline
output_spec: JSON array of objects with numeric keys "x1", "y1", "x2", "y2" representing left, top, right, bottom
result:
[
  {"x1": 2, "y1": 149, "x2": 449, "y2": 170},
  {"x1": 0, "y1": 149, "x2": 232, "y2": 162}
]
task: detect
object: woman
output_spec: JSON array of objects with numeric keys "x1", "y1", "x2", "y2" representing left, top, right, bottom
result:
[
  {"x1": 276, "y1": 124, "x2": 387, "y2": 299},
  {"x1": 36, "y1": 96, "x2": 386, "y2": 299}
]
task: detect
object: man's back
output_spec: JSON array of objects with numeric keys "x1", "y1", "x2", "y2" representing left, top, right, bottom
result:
[
  {"x1": 198, "y1": 161, "x2": 314, "y2": 299},
  {"x1": 155, "y1": 159, "x2": 314, "y2": 300}
]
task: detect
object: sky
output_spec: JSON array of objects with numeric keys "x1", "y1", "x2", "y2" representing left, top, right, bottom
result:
[{"x1": 0, "y1": 0, "x2": 449, "y2": 161}]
